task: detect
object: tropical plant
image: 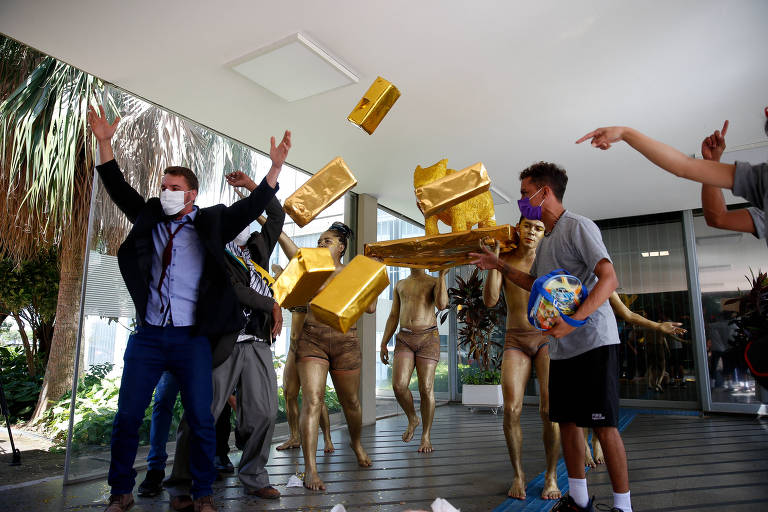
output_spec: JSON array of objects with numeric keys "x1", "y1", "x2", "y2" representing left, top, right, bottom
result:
[
  {"x1": 0, "y1": 345, "x2": 44, "y2": 422},
  {"x1": 1, "y1": 33, "x2": 261, "y2": 421},
  {"x1": 726, "y1": 270, "x2": 768, "y2": 388},
  {"x1": 440, "y1": 267, "x2": 506, "y2": 375},
  {"x1": 0, "y1": 247, "x2": 59, "y2": 374}
]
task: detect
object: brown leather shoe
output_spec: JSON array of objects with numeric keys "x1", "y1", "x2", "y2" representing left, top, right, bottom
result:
[
  {"x1": 104, "y1": 494, "x2": 134, "y2": 512},
  {"x1": 246, "y1": 485, "x2": 281, "y2": 499},
  {"x1": 170, "y1": 494, "x2": 194, "y2": 512},
  {"x1": 194, "y1": 495, "x2": 217, "y2": 512}
]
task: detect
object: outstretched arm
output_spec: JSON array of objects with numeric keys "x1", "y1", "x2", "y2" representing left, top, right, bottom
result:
[
  {"x1": 699, "y1": 121, "x2": 758, "y2": 234},
  {"x1": 265, "y1": 130, "x2": 291, "y2": 188},
  {"x1": 576, "y1": 126, "x2": 736, "y2": 189},
  {"x1": 609, "y1": 292, "x2": 686, "y2": 336},
  {"x1": 259, "y1": 216, "x2": 300, "y2": 260},
  {"x1": 88, "y1": 105, "x2": 146, "y2": 223}
]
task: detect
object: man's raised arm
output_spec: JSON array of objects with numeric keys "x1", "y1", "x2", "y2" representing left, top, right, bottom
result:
[
  {"x1": 87, "y1": 105, "x2": 145, "y2": 223},
  {"x1": 470, "y1": 245, "x2": 535, "y2": 292},
  {"x1": 576, "y1": 126, "x2": 736, "y2": 189}
]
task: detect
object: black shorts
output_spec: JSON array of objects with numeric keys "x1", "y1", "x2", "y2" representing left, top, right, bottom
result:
[{"x1": 549, "y1": 344, "x2": 620, "y2": 428}]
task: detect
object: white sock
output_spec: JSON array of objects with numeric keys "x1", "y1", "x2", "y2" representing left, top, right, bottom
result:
[
  {"x1": 613, "y1": 490, "x2": 632, "y2": 512},
  {"x1": 568, "y1": 477, "x2": 589, "y2": 508}
]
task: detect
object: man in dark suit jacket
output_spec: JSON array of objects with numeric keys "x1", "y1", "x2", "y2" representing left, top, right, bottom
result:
[
  {"x1": 87, "y1": 105, "x2": 291, "y2": 512},
  {"x1": 168, "y1": 190, "x2": 286, "y2": 501}
]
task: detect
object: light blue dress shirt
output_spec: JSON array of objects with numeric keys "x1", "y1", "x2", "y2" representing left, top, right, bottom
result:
[{"x1": 145, "y1": 207, "x2": 204, "y2": 326}]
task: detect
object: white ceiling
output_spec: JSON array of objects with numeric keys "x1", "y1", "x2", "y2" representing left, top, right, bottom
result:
[{"x1": 2, "y1": 0, "x2": 767, "y2": 225}]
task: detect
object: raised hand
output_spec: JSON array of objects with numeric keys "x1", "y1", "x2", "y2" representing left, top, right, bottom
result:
[
  {"x1": 270, "y1": 130, "x2": 292, "y2": 169},
  {"x1": 575, "y1": 126, "x2": 627, "y2": 150},
  {"x1": 87, "y1": 105, "x2": 120, "y2": 141},
  {"x1": 469, "y1": 245, "x2": 499, "y2": 271},
  {"x1": 225, "y1": 170, "x2": 257, "y2": 191},
  {"x1": 701, "y1": 120, "x2": 728, "y2": 162}
]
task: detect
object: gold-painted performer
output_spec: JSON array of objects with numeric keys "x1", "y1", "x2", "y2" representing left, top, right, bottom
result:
[
  {"x1": 262, "y1": 219, "x2": 335, "y2": 454},
  {"x1": 584, "y1": 298, "x2": 686, "y2": 467},
  {"x1": 294, "y1": 222, "x2": 375, "y2": 490},
  {"x1": 482, "y1": 217, "x2": 560, "y2": 500},
  {"x1": 379, "y1": 268, "x2": 449, "y2": 453},
  {"x1": 483, "y1": 217, "x2": 689, "y2": 498}
]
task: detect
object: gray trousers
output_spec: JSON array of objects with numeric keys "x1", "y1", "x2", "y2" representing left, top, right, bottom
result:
[{"x1": 168, "y1": 340, "x2": 278, "y2": 493}]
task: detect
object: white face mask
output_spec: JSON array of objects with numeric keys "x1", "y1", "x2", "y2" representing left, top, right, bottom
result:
[
  {"x1": 160, "y1": 189, "x2": 193, "y2": 216},
  {"x1": 233, "y1": 226, "x2": 250, "y2": 247}
]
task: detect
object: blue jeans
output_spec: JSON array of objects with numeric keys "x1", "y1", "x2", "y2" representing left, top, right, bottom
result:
[
  {"x1": 108, "y1": 326, "x2": 217, "y2": 498},
  {"x1": 146, "y1": 371, "x2": 180, "y2": 471}
]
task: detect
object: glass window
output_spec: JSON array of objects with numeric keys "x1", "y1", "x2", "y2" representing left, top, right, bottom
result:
[
  {"x1": 598, "y1": 214, "x2": 697, "y2": 403},
  {"x1": 693, "y1": 210, "x2": 766, "y2": 405}
]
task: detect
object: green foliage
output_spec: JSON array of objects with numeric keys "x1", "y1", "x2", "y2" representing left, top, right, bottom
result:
[
  {"x1": 459, "y1": 366, "x2": 501, "y2": 385},
  {"x1": 0, "y1": 248, "x2": 59, "y2": 321},
  {"x1": 0, "y1": 345, "x2": 44, "y2": 422},
  {"x1": 34, "y1": 359, "x2": 342, "y2": 449},
  {"x1": 442, "y1": 268, "x2": 505, "y2": 371}
]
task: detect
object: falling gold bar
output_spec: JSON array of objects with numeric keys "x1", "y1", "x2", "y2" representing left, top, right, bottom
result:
[
  {"x1": 273, "y1": 248, "x2": 337, "y2": 308},
  {"x1": 364, "y1": 225, "x2": 514, "y2": 270},
  {"x1": 310, "y1": 256, "x2": 390, "y2": 333},
  {"x1": 283, "y1": 157, "x2": 357, "y2": 228},
  {"x1": 347, "y1": 76, "x2": 401, "y2": 135},
  {"x1": 415, "y1": 162, "x2": 491, "y2": 218}
]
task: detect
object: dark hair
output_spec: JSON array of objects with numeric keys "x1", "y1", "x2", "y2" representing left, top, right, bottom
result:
[
  {"x1": 163, "y1": 166, "x2": 199, "y2": 191},
  {"x1": 519, "y1": 161, "x2": 567, "y2": 202},
  {"x1": 327, "y1": 221, "x2": 353, "y2": 257}
]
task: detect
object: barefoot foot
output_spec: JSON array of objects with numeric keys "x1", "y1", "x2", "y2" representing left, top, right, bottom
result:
[
  {"x1": 277, "y1": 438, "x2": 301, "y2": 450},
  {"x1": 303, "y1": 470, "x2": 326, "y2": 491},
  {"x1": 323, "y1": 437, "x2": 335, "y2": 453},
  {"x1": 402, "y1": 417, "x2": 420, "y2": 443},
  {"x1": 417, "y1": 437, "x2": 433, "y2": 453},
  {"x1": 541, "y1": 474, "x2": 561, "y2": 500},
  {"x1": 351, "y1": 442, "x2": 372, "y2": 467},
  {"x1": 592, "y1": 440, "x2": 605, "y2": 465},
  {"x1": 507, "y1": 475, "x2": 526, "y2": 500}
]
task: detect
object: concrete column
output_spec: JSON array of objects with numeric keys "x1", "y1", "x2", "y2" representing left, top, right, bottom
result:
[{"x1": 356, "y1": 193, "x2": 378, "y2": 425}]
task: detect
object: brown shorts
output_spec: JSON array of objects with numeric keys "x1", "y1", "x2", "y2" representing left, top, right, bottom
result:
[
  {"x1": 296, "y1": 319, "x2": 362, "y2": 371},
  {"x1": 394, "y1": 326, "x2": 440, "y2": 362},
  {"x1": 504, "y1": 328, "x2": 549, "y2": 359}
]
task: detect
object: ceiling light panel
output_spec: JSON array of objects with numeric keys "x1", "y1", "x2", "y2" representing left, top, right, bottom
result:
[{"x1": 229, "y1": 33, "x2": 358, "y2": 102}]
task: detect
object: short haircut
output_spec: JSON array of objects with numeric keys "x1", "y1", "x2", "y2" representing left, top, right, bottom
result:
[
  {"x1": 519, "y1": 161, "x2": 568, "y2": 202},
  {"x1": 327, "y1": 221, "x2": 353, "y2": 257},
  {"x1": 163, "y1": 166, "x2": 199, "y2": 191}
]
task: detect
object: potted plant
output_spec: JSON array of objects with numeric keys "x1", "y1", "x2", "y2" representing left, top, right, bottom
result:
[
  {"x1": 726, "y1": 270, "x2": 768, "y2": 392},
  {"x1": 441, "y1": 267, "x2": 505, "y2": 409}
]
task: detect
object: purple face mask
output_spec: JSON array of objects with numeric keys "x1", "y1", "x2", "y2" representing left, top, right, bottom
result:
[{"x1": 517, "y1": 187, "x2": 545, "y2": 220}]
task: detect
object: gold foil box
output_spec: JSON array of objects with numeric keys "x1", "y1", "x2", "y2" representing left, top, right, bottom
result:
[
  {"x1": 310, "y1": 255, "x2": 390, "y2": 333},
  {"x1": 347, "y1": 76, "x2": 401, "y2": 135},
  {"x1": 364, "y1": 225, "x2": 514, "y2": 271},
  {"x1": 415, "y1": 162, "x2": 491, "y2": 218},
  {"x1": 283, "y1": 157, "x2": 357, "y2": 228},
  {"x1": 273, "y1": 248, "x2": 336, "y2": 308}
]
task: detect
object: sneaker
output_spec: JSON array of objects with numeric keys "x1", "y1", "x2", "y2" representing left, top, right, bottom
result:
[
  {"x1": 194, "y1": 495, "x2": 217, "y2": 512},
  {"x1": 595, "y1": 505, "x2": 624, "y2": 512},
  {"x1": 104, "y1": 494, "x2": 134, "y2": 512},
  {"x1": 214, "y1": 455, "x2": 234, "y2": 473},
  {"x1": 137, "y1": 468, "x2": 165, "y2": 497},
  {"x1": 552, "y1": 494, "x2": 595, "y2": 511},
  {"x1": 246, "y1": 485, "x2": 281, "y2": 499}
]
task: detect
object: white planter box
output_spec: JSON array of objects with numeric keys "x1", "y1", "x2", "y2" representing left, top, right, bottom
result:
[{"x1": 461, "y1": 384, "x2": 503, "y2": 407}]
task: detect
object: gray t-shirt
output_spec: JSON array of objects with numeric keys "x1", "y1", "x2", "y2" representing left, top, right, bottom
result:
[
  {"x1": 733, "y1": 161, "x2": 768, "y2": 244},
  {"x1": 531, "y1": 211, "x2": 620, "y2": 360}
]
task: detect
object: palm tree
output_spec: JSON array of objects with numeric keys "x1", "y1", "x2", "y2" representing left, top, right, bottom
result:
[{"x1": 1, "y1": 34, "x2": 261, "y2": 420}]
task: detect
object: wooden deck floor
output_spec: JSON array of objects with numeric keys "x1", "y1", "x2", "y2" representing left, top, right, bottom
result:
[{"x1": 2, "y1": 404, "x2": 768, "y2": 511}]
